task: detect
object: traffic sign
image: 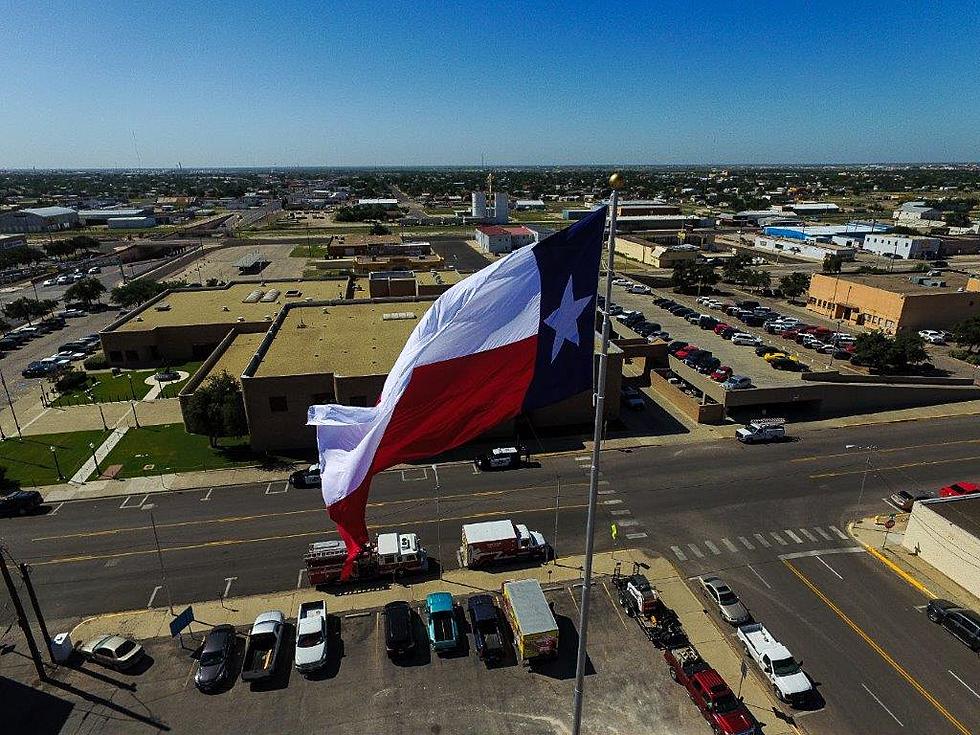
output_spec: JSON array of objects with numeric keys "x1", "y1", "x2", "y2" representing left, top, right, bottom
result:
[{"x1": 169, "y1": 605, "x2": 194, "y2": 637}]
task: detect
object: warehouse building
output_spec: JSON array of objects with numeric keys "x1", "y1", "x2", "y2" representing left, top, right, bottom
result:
[
  {"x1": 861, "y1": 233, "x2": 940, "y2": 260},
  {"x1": 474, "y1": 224, "x2": 537, "y2": 254},
  {"x1": 806, "y1": 272, "x2": 980, "y2": 333},
  {"x1": 0, "y1": 206, "x2": 79, "y2": 233},
  {"x1": 107, "y1": 216, "x2": 157, "y2": 229},
  {"x1": 789, "y1": 202, "x2": 839, "y2": 216},
  {"x1": 179, "y1": 297, "x2": 622, "y2": 452},
  {"x1": 616, "y1": 201, "x2": 681, "y2": 217},
  {"x1": 893, "y1": 201, "x2": 943, "y2": 225},
  {"x1": 614, "y1": 237, "x2": 698, "y2": 268},
  {"x1": 78, "y1": 208, "x2": 154, "y2": 225},
  {"x1": 616, "y1": 214, "x2": 714, "y2": 233},
  {"x1": 754, "y1": 235, "x2": 856, "y2": 262},
  {"x1": 902, "y1": 495, "x2": 980, "y2": 598},
  {"x1": 514, "y1": 199, "x2": 545, "y2": 210}
]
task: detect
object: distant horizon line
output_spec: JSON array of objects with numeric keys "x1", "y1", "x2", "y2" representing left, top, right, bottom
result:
[{"x1": 2, "y1": 161, "x2": 980, "y2": 173}]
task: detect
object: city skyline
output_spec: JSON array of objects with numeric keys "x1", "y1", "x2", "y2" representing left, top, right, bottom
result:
[{"x1": 2, "y1": 1, "x2": 979, "y2": 167}]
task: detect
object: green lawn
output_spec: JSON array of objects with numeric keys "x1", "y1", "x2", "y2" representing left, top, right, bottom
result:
[
  {"x1": 102, "y1": 423, "x2": 262, "y2": 478},
  {"x1": 52, "y1": 361, "x2": 204, "y2": 405},
  {"x1": 0, "y1": 430, "x2": 110, "y2": 487},
  {"x1": 290, "y1": 244, "x2": 328, "y2": 258}
]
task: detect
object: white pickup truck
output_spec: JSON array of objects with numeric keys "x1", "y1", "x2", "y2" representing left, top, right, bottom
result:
[
  {"x1": 294, "y1": 600, "x2": 328, "y2": 674},
  {"x1": 736, "y1": 622, "x2": 812, "y2": 706},
  {"x1": 736, "y1": 418, "x2": 786, "y2": 444}
]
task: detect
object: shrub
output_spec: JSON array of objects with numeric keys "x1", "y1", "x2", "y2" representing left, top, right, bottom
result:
[
  {"x1": 55, "y1": 368, "x2": 90, "y2": 393},
  {"x1": 83, "y1": 353, "x2": 109, "y2": 371}
]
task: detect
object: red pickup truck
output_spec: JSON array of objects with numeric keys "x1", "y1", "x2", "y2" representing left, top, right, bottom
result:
[{"x1": 664, "y1": 645, "x2": 757, "y2": 735}]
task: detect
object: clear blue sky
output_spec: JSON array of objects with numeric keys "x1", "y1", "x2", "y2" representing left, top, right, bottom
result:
[{"x1": 2, "y1": 0, "x2": 978, "y2": 167}]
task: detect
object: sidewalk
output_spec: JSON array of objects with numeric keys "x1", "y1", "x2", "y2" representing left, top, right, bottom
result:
[
  {"x1": 67, "y1": 548, "x2": 796, "y2": 735},
  {"x1": 2, "y1": 395, "x2": 182, "y2": 437},
  {"x1": 850, "y1": 516, "x2": 979, "y2": 609}
]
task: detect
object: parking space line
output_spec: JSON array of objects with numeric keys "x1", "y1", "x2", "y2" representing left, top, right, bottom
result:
[
  {"x1": 119, "y1": 494, "x2": 149, "y2": 509},
  {"x1": 704, "y1": 540, "x2": 721, "y2": 555},
  {"x1": 147, "y1": 585, "x2": 162, "y2": 609},
  {"x1": 815, "y1": 555, "x2": 844, "y2": 580},
  {"x1": 738, "y1": 536, "x2": 755, "y2": 550},
  {"x1": 799, "y1": 528, "x2": 818, "y2": 542},
  {"x1": 601, "y1": 582, "x2": 630, "y2": 632},
  {"x1": 783, "y1": 529, "x2": 804, "y2": 544},
  {"x1": 49, "y1": 502, "x2": 64, "y2": 515},
  {"x1": 721, "y1": 538, "x2": 739, "y2": 553},
  {"x1": 222, "y1": 577, "x2": 237, "y2": 599},
  {"x1": 626, "y1": 532, "x2": 647, "y2": 539},
  {"x1": 948, "y1": 670, "x2": 980, "y2": 700},
  {"x1": 753, "y1": 533, "x2": 770, "y2": 548},
  {"x1": 201, "y1": 488, "x2": 212, "y2": 501},
  {"x1": 769, "y1": 532, "x2": 788, "y2": 546},
  {"x1": 687, "y1": 543, "x2": 704, "y2": 559},
  {"x1": 671, "y1": 545, "x2": 687, "y2": 561},
  {"x1": 296, "y1": 568, "x2": 307, "y2": 589},
  {"x1": 265, "y1": 482, "x2": 288, "y2": 495},
  {"x1": 400, "y1": 467, "x2": 428, "y2": 482},
  {"x1": 862, "y1": 684, "x2": 904, "y2": 727},
  {"x1": 787, "y1": 561, "x2": 970, "y2": 735},
  {"x1": 830, "y1": 525, "x2": 849, "y2": 539},
  {"x1": 746, "y1": 564, "x2": 772, "y2": 589},
  {"x1": 814, "y1": 526, "x2": 832, "y2": 540}
]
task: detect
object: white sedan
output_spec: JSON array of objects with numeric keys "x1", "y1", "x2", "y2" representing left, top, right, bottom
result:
[
  {"x1": 918, "y1": 330, "x2": 946, "y2": 344},
  {"x1": 731, "y1": 333, "x2": 762, "y2": 346},
  {"x1": 79, "y1": 634, "x2": 145, "y2": 670}
]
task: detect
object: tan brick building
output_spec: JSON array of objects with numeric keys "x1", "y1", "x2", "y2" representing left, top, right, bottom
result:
[{"x1": 806, "y1": 272, "x2": 980, "y2": 334}]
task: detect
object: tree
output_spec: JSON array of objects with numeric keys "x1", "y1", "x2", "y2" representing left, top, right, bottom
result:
[
  {"x1": 746, "y1": 270, "x2": 772, "y2": 291},
  {"x1": 945, "y1": 211, "x2": 972, "y2": 228},
  {"x1": 853, "y1": 330, "x2": 927, "y2": 373},
  {"x1": 671, "y1": 261, "x2": 719, "y2": 293},
  {"x1": 891, "y1": 331, "x2": 927, "y2": 370},
  {"x1": 852, "y1": 331, "x2": 894, "y2": 372},
  {"x1": 183, "y1": 372, "x2": 248, "y2": 447},
  {"x1": 951, "y1": 316, "x2": 980, "y2": 353},
  {"x1": 822, "y1": 253, "x2": 843, "y2": 273},
  {"x1": 369, "y1": 222, "x2": 391, "y2": 235},
  {"x1": 110, "y1": 279, "x2": 184, "y2": 308},
  {"x1": 722, "y1": 254, "x2": 752, "y2": 283},
  {"x1": 779, "y1": 272, "x2": 810, "y2": 299},
  {"x1": 64, "y1": 277, "x2": 106, "y2": 306},
  {"x1": 3, "y1": 297, "x2": 55, "y2": 325}
]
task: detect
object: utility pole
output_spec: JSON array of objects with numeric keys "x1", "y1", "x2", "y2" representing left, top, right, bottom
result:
[
  {"x1": 18, "y1": 563, "x2": 53, "y2": 661},
  {"x1": 553, "y1": 473, "x2": 561, "y2": 558},
  {"x1": 0, "y1": 547, "x2": 45, "y2": 680},
  {"x1": 0, "y1": 370, "x2": 21, "y2": 438}
]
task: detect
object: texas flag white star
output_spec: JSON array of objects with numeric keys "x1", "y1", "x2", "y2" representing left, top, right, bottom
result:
[{"x1": 543, "y1": 275, "x2": 592, "y2": 362}]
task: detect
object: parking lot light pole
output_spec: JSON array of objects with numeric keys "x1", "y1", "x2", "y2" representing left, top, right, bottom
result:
[
  {"x1": 88, "y1": 441, "x2": 101, "y2": 477},
  {"x1": 0, "y1": 370, "x2": 21, "y2": 439},
  {"x1": 87, "y1": 391, "x2": 108, "y2": 431},
  {"x1": 50, "y1": 446, "x2": 63, "y2": 481},
  {"x1": 144, "y1": 503, "x2": 174, "y2": 615},
  {"x1": 130, "y1": 399, "x2": 140, "y2": 428},
  {"x1": 127, "y1": 373, "x2": 136, "y2": 401}
]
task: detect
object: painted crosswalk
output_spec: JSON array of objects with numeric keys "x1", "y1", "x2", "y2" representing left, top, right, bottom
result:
[{"x1": 665, "y1": 525, "x2": 853, "y2": 565}]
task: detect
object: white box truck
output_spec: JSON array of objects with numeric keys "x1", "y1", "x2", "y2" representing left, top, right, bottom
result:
[{"x1": 457, "y1": 519, "x2": 548, "y2": 569}]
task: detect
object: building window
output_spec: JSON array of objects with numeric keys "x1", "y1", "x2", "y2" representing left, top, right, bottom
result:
[
  {"x1": 885, "y1": 320, "x2": 895, "y2": 329},
  {"x1": 124, "y1": 349, "x2": 138, "y2": 361},
  {"x1": 109, "y1": 350, "x2": 123, "y2": 362},
  {"x1": 269, "y1": 396, "x2": 288, "y2": 412}
]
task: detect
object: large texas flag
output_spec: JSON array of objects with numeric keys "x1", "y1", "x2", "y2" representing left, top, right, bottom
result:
[{"x1": 308, "y1": 206, "x2": 607, "y2": 565}]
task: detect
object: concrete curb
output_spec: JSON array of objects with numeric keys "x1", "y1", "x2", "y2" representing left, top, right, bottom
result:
[{"x1": 847, "y1": 521, "x2": 937, "y2": 599}]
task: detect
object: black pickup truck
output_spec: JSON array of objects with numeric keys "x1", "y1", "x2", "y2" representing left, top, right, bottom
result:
[{"x1": 467, "y1": 594, "x2": 504, "y2": 663}]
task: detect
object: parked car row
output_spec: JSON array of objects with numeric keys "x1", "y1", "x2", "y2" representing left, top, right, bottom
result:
[
  {"x1": 665, "y1": 341, "x2": 753, "y2": 390},
  {"x1": 21, "y1": 334, "x2": 100, "y2": 378},
  {"x1": 40, "y1": 267, "x2": 101, "y2": 288},
  {"x1": 0, "y1": 316, "x2": 66, "y2": 355}
]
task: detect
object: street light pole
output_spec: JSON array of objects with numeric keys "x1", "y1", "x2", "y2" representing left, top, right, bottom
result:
[
  {"x1": 144, "y1": 503, "x2": 174, "y2": 615},
  {"x1": 50, "y1": 446, "x2": 63, "y2": 481},
  {"x1": 127, "y1": 373, "x2": 136, "y2": 401},
  {"x1": 87, "y1": 390, "x2": 108, "y2": 431},
  {"x1": 88, "y1": 441, "x2": 101, "y2": 477},
  {"x1": 131, "y1": 399, "x2": 140, "y2": 428},
  {"x1": 0, "y1": 370, "x2": 21, "y2": 439}
]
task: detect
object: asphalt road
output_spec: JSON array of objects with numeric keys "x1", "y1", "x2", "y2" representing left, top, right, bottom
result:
[{"x1": 3, "y1": 414, "x2": 979, "y2": 735}]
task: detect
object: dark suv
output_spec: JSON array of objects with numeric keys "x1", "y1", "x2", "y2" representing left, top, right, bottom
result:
[
  {"x1": 0, "y1": 491, "x2": 43, "y2": 517},
  {"x1": 926, "y1": 599, "x2": 980, "y2": 651},
  {"x1": 383, "y1": 601, "x2": 417, "y2": 658}
]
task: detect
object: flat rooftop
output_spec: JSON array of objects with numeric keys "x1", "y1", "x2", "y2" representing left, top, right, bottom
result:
[
  {"x1": 924, "y1": 495, "x2": 980, "y2": 539},
  {"x1": 252, "y1": 300, "x2": 435, "y2": 378},
  {"x1": 828, "y1": 272, "x2": 978, "y2": 295},
  {"x1": 199, "y1": 332, "x2": 266, "y2": 384},
  {"x1": 416, "y1": 270, "x2": 465, "y2": 287},
  {"x1": 113, "y1": 280, "x2": 350, "y2": 331}
]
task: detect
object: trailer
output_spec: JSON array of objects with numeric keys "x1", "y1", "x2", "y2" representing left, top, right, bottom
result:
[
  {"x1": 304, "y1": 531, "x2": 427, "y2": 585},
  {"x1": 501, "y1": 579, "x2": 559, "y2": 665},
  {"x1": 611, "y1": 563, "x2": 687, "y2": 648},
  {"x1": 457, "y1": 519, "x2": 548, "y2": 569}
]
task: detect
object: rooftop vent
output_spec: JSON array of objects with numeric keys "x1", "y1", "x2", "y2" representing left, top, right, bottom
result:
[
  {"x1": 285, "y1": 289, "x2": 302, "y2": 298},
  {"x1": 221, "y1": 306, "x2": 230, "y2": 312},
  {"x1": 243, "y1": 290, "x2": 264, "y2": 303},
  {"x1": 260, "y1": 289, "x2": 280, "y2": 303},
  {"x1": 236, "y1": 316, "x2": 246, "y2": 322},
  {"x1": 154, "y1": 303, "x2": 171, "y2": 311}
]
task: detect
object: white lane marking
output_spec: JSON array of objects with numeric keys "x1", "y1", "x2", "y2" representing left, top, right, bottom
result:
[
  {"x1": 770, "y1": 532, "x2": 788, "y2": 546},
  {"x1": 297, "y1": 568, "x2": 307, "y2": 589},
  {"x1": 201, "y1": 488, "x2": 212, "y2": 501},
  {"x1": 671, "y1": 546, "x2": 688, "y2": 561},
  {"x1": 617, "y1": 519, "x2": 640, "y2": 528},
  {"x1": 400, "y1": 468, "x2": 428, "y2": 482},
  {"x1": 815, "y1": 555, "x2": 844, "y2": 580},
  {"x1": 783, "y1": 529, "x2": 804, "y2": 544},
  {"x1": 49, "y1": 502, "x2": 64, "y2": 515},
  {"x1": 610, "y1": 509, "x2": 632, "y2": 516},
  {"x1": 721, "y1": 538, "x2": 739, "y2": 553},
  {"x1": 222, "y1": 577, "x2": 237, "y2": 599},
  {"x1": 626, "y1": 532, "x2": 648, "y2": 540},
  {"x1": 430, "y1": 464, "x2": 440, "y2": 488},
  {"x1": 799, "y1": 528, "x2": 818, "y2": 542},
  {"x1": 754, "y1": 533, "x2": 771, "y2": 548},
  {"x1": 704, "y1": 540, "x2": 721, "y2": 555},
  {"x1": 779, "y1": 547, "x2": 864, "y2": 560},
  {"x1": 738, "y1": 536, "x2": 755, "y2": 550},
  {"x1": 862, "y1": 684, "x2": 904, "y2": 727},
  {"x1": 598, "y1": 480, "x2": 610, "y2": 486},
  {"x1": 687, "y1": 543, "x2": 705, "y2": 559},
  {"x1": 265, "y1": 482, "x2": 288, "y2": 495},
  {"x1": 598, "y1": 489, "x2": 617, "y2": 495},
  {"x1": 602, "y1": 499, "x2": 622, "y2": 505},
  {"x1": 948, "y1": 670, "x2": 980, "y2": 700},
  {"x1": 575, "y1": 456, "x2": 590, "y2": 462},
  {"x1": 119, "y1": 494, "x2": 149, "y2": 509},
  {"x1": 147, "y1": 585, "x2": 162, "y2": 609},
  {"x1": 814, "y1": 526, "x2": 832, "y2": 540},
  {"x1": 830, "y1": 525, "x2": 849, "y2": 539},
  {"x1": 746, "y1": 564, "x2": 772, "y2": 589}
]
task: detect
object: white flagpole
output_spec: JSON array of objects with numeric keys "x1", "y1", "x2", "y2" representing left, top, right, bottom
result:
[{"x1": 571, "y1": 172, "x2": 622, "y2": 735}]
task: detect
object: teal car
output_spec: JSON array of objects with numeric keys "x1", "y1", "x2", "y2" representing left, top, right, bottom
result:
[{"x1": 425, "y1": 592, "x2": 459, "y2": 653}]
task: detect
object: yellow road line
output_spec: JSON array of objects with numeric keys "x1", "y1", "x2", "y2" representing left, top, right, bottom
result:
[
  {"x1": 783, "y1": 560, "x2": 970, "y2": 735},
  {"x1": 792, "y1": 437, "x2": 980, "y2": 463},
  {"x1": 809, "y1": 454, "x2": 980, "y2": 478},
  {"x1": 853, "y1": 537, "x2": 937, "y2": 599},
  {"x1": 30, "y1": 503, "x2": 589, "y2": 566},
  {"x1": 34, "y1": 483, "x2": 588, "y2": 543}
]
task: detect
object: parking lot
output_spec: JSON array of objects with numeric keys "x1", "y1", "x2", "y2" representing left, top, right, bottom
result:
[
  {"x1": 610, "y1": 283, "x2": 810, "y2": 387},
  {"x1": 7, "y1": 581, "x2": 709, "y2": 735}
]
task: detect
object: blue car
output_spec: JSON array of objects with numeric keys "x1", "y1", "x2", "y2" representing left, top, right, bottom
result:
[{"x1": 425, "y1": 592, "x2": 459, "y2": 653}]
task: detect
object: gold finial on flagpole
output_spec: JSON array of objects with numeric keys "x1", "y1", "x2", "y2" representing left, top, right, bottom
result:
[{"x1": 608, "y1": 172, "x2": 624, "y2": 189}]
